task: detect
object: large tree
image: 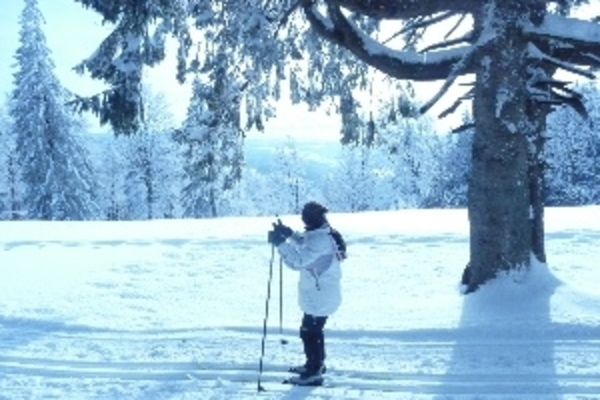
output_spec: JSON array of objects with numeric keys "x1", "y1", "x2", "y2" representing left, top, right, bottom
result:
[
  {"x1": 174, "y1": 66, "x2": 244, "y2": 219},
  {"x1": 74, "y1": 0, "x2": 600, "y2": 291},
  {"x1": 11, "y1": 0, "x2": 98, "y2": 220},
  {"x1": 124, "y1": 87, "x2": 179, "y2": 220},
  {"x1": 298, "y1": 0, "x2": 600, "y2": 292}
]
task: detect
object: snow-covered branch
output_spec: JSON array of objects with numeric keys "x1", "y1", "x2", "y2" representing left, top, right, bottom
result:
[
  {"x1": 527, "y1": 42, "x2": 596, "y2": 79},
  {"x1": 525, "y1": 14, "x2": 600, "y2": 67},
  {"x1": 302, "y1": 1, "x2": 472, "y2": 81},
  {"x1": 526, "y1": 14, "x2": 600, "y2": 47},
  {"x1": 330, "y1": 0, "x2": 478, "y2": 20}
]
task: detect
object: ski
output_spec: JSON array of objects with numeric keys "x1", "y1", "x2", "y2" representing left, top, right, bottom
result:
[
  {"x1": 282, "y1": 377, "x2": 324, "y2": 387},
  {"x1": 287, "y1": 365, "x2": 327, "y2": 374}
]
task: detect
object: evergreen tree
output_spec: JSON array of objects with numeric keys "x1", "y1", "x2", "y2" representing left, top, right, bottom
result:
[
  {"x1": 176, "y1": 67, "x2": 244, "y2": 218},
  {"x1": 123, "y1": 87, "x2": 179, "y2": 220},
  {"x1": 324, "y1": 144, "x2": 378, "y2": 212},
  {"x1": 436, "y1": 113, "x2": 474, "y2": 208},
  {"x1": 375, "y1": 107, "x2": 444, "y2": 209},
  {"x1": 225, "y1": 167, "x2": 276, "y2": 216},
  {"x1": 269, "y1": 136, "x2": 310, "y2": 214},
  {"x1": 0, "y1": 102, "x2": 17, "y2": 219},
  {"x1": 545, "y1": 83, "x2": 600, "y2": 205},
  {"x1": 87, "y1": 133, "x2": 129, "y2": 220},
  {"x1": 10, "y1": 0, "x2": 97, "y2": 220}
]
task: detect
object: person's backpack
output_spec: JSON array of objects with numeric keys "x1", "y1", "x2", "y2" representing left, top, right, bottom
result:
[{"x1": 330, "y1": 228, "x2": 347, "y2": 260}]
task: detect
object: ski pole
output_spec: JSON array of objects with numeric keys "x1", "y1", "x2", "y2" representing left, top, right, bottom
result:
[
  {"x1": 257, "y1": 244, "x2": 275, "y2": 392},
  {"x1": 279, "y1": 256, "x2": 288, "y2": 345}
]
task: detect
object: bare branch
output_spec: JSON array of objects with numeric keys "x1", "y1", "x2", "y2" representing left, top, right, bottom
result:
[
  {"x1": 451, "y1": 123, "x2": 475, "y2": 134},
  {"x1": 445, "y1": 13, "x2": 468, "y2": 40},
  {"x1": 419, "y1": 72, "x2": 460, "y2": 115},
  {"x1": 438, "y1": 89, "x2": 474, "y2": 119},
  {"x1": 382, "y1": 29, "x2": 404, "y2": 45},
  {"x1": 403, "y1": 11, "x2": 457, "y2": 33},
  {"x1": 419, "y1": 39, "x2": 482, "y2": 114},
  {"x1": 420, "y1": 32, "x2": 474, "y2": 53},
  {"x1": 551, "y1": 90, "x2": 588, "y2": 117}
]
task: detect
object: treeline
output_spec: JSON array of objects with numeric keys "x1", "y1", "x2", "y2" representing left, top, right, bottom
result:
[{"x1": 2, "y1": 81, "x2": 599, "y2": 221}]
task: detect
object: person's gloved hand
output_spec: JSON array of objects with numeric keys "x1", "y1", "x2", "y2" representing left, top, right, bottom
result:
[
  {"x1": 268, "y1": 219, "x2": 293, "y2": 247},
  {"x1": 272, "y1": 219, "x2": 293, "y2": 239},
  {"x1": 268, "y1": 230, "x2": 287, "y2": 246}
]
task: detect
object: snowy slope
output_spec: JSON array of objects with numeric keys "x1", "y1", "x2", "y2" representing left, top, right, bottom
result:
[{"x1": 0, "y1": 207, "x2": 599, "y2": 399}]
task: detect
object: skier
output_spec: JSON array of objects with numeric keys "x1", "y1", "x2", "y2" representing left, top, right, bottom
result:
[{"x1": 268, "y1": 201, "x2": 346, "y2": 386}]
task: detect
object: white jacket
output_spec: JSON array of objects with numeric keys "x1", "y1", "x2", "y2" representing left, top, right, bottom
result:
[{"x1": 277, "y1": 224, "x2": 342, "y2": 317}]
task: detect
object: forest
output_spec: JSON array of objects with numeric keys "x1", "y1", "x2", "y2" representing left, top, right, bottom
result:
[{"x1": 2, "y1": 77, "x2": 599, "y2": 220}]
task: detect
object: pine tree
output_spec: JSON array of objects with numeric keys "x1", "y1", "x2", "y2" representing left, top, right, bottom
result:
[
  {"x1": 545, "y1": 83, "x2": 600, "y2": 205},
  {"x1": 269, "y1": 136, "x2": 310, "y2": 214},
  {"x1": 123, "y1": 87, "x2": 179, "y2": 220},
  {"x1": 88, "y1": 133, "x2": 129, "y2": 220},
  {"x1": 324, "y1": 144, "x2": 377, "y2": 212},
  {"x1": 176, "y1": 68, "x2": 244, "y2": 218},
  {"x1": 436, "y1": 112, "x2": 474, "y2": 208},
  {"x1": 10, "y1": 0, "x2": 98, "y2": 220},
  {"x1": 225, "y1": 167, "x2": 276, "y2": 216},
  {"x1": 0, "y1": 101, "x2": 17, "y2": 219}
]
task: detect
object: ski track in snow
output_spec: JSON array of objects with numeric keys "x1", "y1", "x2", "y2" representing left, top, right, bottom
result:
[{"x1": 1, "y1": 328, "x2": 599, "y2": 399}]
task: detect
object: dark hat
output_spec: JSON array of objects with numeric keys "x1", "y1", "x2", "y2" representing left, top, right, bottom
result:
[{"x1": 302, "y1": 201, "x2": 328, "y2": 229}]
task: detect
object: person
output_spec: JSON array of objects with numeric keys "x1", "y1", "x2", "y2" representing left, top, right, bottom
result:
[{"x1": 268, "y1": 201, "x2": 346, "y2": 386}]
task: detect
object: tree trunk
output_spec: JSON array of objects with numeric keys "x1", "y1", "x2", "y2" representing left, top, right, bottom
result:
[
  {"x1": 467, "y1": 2, "x2": 533, "y2": 292},
  {"x1": 527, "y1": 103, "x2": 547, "y2": 263}
]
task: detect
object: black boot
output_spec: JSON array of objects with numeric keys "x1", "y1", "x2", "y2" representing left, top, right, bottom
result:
[{"x1": 298, "y1": 314, "x2": 328, "y2": 375}]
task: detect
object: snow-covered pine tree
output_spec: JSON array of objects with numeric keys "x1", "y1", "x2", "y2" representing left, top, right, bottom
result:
[
  {"x1": 123, "y1": 87, "x2": 179, "y2": 220},
  {"x1": 10, "y1": 0, "x2": 98, "y2": 220},
  {"x1": 176, "y1": 64, "x2": 244, "y2": 218},
  {"x1": 436, "y1": 112, "x2": 474, "y2": 208},
  {"x1": 545, "y1": 82, "x2": 600, "y2": 205},
  {"x1": 374, "y1": 102, "x2": 444, "y2": 209},
  {"x1": 324, "y1": 143, "x2": 377, "y2": 212},
  {"x1": 269, "y1": 136, "x2": 310, "y2": 215},
  {"x1": 0, "y1": 101, "x2": 13, "y2": 219},
  {"x1": 87, "y1": 133, "x2": 129, "y2": 220}
]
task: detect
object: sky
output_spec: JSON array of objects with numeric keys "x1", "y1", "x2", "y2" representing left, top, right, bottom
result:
[{"x1": 0, "y1": 206, "x2": 599, "y2": 398}]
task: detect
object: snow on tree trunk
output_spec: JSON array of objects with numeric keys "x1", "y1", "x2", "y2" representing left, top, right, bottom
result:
[{"x1": 467, "y1": 2, "x2": 532, "y2": 291}]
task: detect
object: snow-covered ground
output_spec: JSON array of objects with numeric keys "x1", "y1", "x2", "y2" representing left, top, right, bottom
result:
[{"x1": 0, "y1": 207, "x2": 599, "y2": 399}]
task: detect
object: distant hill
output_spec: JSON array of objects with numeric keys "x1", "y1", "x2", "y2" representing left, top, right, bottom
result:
[
  {"x1": 82, "y1": 131, "x2": 342, "y2": 183},
  {"x1": 243, "y1": 136, "x2": 342, "y2": 182}
]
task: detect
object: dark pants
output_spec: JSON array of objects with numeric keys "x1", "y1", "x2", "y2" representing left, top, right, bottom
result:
[{"x1": 300, "y1": 313, "x2": 328, "y2": 374}]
